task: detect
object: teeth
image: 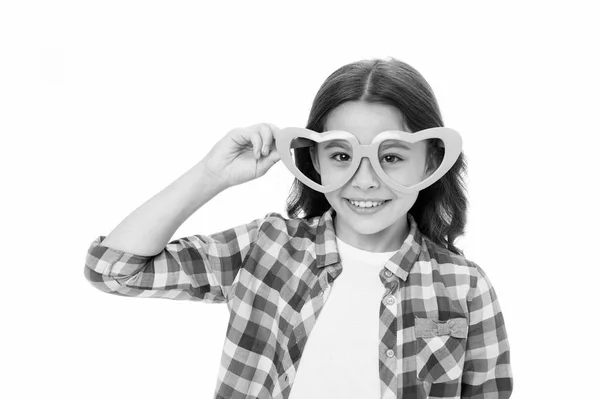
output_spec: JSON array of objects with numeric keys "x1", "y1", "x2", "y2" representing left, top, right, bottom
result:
[{"x1": 349, "y1": 200, "x2": 386, "y2": 208}]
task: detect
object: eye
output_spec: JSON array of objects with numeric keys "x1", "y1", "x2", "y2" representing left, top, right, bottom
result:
[
  {"x1": 381, "y1": 154, "x2": 403, "y2": 163},
  {"x1": 331, "y1": 152, "x2": 351, "y2": 162}
]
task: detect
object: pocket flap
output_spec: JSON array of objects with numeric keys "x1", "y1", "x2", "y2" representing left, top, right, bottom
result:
[{"x1": 415, "y1": 317, "x2": 468, "y2": 339}]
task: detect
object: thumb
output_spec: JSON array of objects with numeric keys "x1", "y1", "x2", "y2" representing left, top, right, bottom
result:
[
  {"x1": 256, "y1": 149, "x2": 281, "y2": 174},
  {"x1": 269, "y1": 148, "x2": 280, "y2": 162}
]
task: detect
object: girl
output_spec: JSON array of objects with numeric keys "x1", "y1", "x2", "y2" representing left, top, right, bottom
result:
[{"x1": 84, "y1": 57, "x2": 513, "y2": 399}]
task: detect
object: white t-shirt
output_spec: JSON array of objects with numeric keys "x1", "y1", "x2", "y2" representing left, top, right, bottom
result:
[{"x1": 289, "y1": 235, "x2": 399, "y2": 399}]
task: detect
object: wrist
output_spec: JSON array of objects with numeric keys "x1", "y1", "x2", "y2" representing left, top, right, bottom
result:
[{"x1": 196, "y1": 161, "x2": 229, "y2": 192}]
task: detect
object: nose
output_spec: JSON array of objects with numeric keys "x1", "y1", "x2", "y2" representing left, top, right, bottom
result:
[{"x1": 351, "y1": 158, "x2": 380, "y2": 189}]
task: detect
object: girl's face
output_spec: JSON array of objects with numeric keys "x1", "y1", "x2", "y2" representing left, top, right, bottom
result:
[{"x1": 309, "y1": 100, "x2": 431, "y2": 252}]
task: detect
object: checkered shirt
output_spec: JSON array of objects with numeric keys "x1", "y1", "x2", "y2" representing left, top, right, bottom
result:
[{"x1": 84, "y1": 207, "x2": 513, "y2": 398}]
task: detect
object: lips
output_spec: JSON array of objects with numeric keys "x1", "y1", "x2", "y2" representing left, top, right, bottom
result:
[
  {"x1": 344, "y1": 198, "x2": 390, "y2": 214},
  {"x1": 345, "y1": 198, "x2": 390, "y2": 205},
  {"x1": 346, "y1": 198, "x2": 390, "y2": 206},
  {"x1": 346, "y1": 198, "x2": 389, "y2": 202}
]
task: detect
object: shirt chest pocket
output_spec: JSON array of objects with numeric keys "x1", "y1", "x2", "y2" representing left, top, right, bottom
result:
[{"x1": 414, "y1": 316, "x2": 468, "y2": 384}]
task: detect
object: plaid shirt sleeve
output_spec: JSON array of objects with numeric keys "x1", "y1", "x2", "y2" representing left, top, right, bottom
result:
[
  {"x1": 461, "y1": 263, "x2": 513, "y2": 398},
  {"x1": 83, "y1": 215, "x2": 268, "y2": 303}
]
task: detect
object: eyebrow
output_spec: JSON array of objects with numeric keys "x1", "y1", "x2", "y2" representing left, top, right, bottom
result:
[
  {"x1": 380, "y1": 141, "x2": 411, "y2": 151},
  {"x1": 324, "y1": 140, "x2": 352, "y2": 150},
  {"x1": 323, "y1": 140, "x2": 411, "y2": 150}
]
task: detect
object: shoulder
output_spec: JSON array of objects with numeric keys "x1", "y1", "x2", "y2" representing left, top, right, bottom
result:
[
  {"x1": 255, "y1": 211, "x2": 322, "y2": 241},
  {"x1": 420, "y1": 235, "x2": 490, "y2": 300}
]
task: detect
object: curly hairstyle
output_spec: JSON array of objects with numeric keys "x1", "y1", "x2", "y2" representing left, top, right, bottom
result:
[{"x1": 284, "y1": 57, "x2": 469, "y2": 256}]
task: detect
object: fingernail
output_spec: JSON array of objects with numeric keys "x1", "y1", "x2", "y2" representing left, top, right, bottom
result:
[{"x1": 262, "y1": 146, "x2": 269, "y2": 156}]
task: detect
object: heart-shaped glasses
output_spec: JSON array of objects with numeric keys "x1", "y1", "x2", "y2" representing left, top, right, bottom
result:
[{"x1": 274, "y1": 127, "x2": 462, "y2": 194}]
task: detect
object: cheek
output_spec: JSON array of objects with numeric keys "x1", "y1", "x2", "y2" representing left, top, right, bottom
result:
[
  {"x1": 325, "y1": 191, "x2": 340, "y2": 204},
  {"x1": 401, "y1": 162, "x2": 430, "y2": 184},
  {"x1": 389, "y1": 191, "x2": 417, "y2": 206},
  {"x1": 319, "y1": 161, "x2": 348, "y2": 184}
]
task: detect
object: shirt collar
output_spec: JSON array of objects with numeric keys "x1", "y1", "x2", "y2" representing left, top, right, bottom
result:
[{"x1": 315, "y1": 206, "x2": 423, "y2": 281}]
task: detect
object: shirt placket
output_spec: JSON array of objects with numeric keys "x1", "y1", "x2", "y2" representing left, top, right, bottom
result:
[{"x1": 379, "y1": 268, "x2": 400, "y2": 399}]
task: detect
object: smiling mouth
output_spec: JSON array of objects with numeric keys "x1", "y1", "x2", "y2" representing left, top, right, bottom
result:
[{"x1": 344, "y1": 198, "x2": 391, "y2": 208}]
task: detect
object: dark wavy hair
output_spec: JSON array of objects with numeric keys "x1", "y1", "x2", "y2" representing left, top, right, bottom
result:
[{"x1": 283, "y1": 57, "x2": 469, "y2": 256}]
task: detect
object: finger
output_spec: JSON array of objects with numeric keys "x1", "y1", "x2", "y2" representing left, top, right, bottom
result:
[
  {"x1": 256, "y1": 148, "x2": 281, "y2": 175},
  {"x1": 259, "y1": 147, "x2": 280, "y2": 162},
  {"x1": 257, "y1": 123, "x2": 272, "y2": 157},
  {"x1": 270, "y1": 148, "x2": 280, "y2": 162},
  {"x1": 267, "y1": 123, "x2": 281, "y2": 150},
  {"x1": 245, "y1": 125, "x2": 264, "y2": 159}
]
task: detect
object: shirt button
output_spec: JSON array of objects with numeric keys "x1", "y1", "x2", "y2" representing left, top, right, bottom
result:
[
  {"x1": 386, "y1": 349, "x2": 395, "y2": 358},
  {"x1": 384, "y1": 270, "x2": 392, "y2": 277},
  {"x1": 385, "y1": 296, "x2": 395, "y2": 305}
]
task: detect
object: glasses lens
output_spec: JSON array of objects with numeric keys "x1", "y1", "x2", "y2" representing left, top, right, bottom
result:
[
  {"x1": 289, "y1": 136, "x2": 355, "y2": 187},
  {"x1": 378, "y1": 139, "x2": 442, "y2": 188}
]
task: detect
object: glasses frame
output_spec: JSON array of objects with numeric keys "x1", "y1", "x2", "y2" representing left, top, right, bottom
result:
[{"x1": 274, "y1": 126, "x2": 463, "y2": 194}]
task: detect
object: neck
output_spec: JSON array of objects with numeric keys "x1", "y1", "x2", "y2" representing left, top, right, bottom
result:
[{"x1": 333, "y1": 215, "x2": 409, "y2": 253}]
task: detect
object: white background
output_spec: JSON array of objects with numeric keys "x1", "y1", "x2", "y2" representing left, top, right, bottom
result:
[{"x1": 1, "y1": 1, "x2": 598, "y2": 398}]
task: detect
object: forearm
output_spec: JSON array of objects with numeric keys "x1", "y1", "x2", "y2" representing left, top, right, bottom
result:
[{"x1": 99, "y1": 161, "x2": 227, "y2": 256}]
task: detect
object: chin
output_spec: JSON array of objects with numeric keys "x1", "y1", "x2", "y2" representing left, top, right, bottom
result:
[{"x1": 355, "y1": 224, "x2": 392, "y2": 235}]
